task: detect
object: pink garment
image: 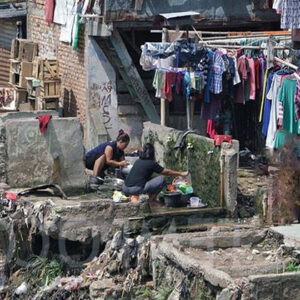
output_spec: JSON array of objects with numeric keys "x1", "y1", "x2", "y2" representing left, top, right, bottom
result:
[
  {"x1": 234, "y1": 55, "x2": 247, "y2": 104},
  {"x1": 247, "y1": 58, "x2": 256, "y2": 100}
]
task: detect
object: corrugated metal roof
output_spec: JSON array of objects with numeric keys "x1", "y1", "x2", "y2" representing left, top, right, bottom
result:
[
  {"x1": 159, "y1": 11, "x2": 200, "y2": 19},
  {"x1": 0, "y1": 47, "x2": 10, "y2": 85},
  {"x1": 0, "y1": 19, "x2": 16, "y2": 49},
  {"x1": 0, "y1": 2, "x2": 26, "y2": 19}
]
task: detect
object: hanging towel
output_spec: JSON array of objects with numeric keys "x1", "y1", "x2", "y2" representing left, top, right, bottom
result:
[
  {"x1": 45, "y1": 0, "x2": 55, "y2": 23},
  {"x1": 36, "y1": 115, "x2": 52, "y2": 134}
]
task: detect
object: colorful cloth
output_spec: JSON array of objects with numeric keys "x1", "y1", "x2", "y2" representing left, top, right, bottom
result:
[
  {"x1": 45, "y1": 0, "x2": 55, "y2": 23},
  {"x1": 295, "y1": 79, "x2": 300, "y2": 120},
  {"x1": 210, "y1": 51, "x2": 225, "y2": 94},
  {"x1": 247, "y1": 58, "x2": 256, "y2": 100},
  {"x1": 278, "y1": 77, "x2": 300, "y2": 134},
  {"x1": 36, "y1": 115, "x2": 52, "y2": 134}
]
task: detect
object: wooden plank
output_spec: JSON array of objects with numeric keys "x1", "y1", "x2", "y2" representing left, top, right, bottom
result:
[
  {"x1": 44, "y1": 60, "x2": 56, "y2": 78},
  {"x1": 117, "y1": 79, "x2": 154, "y2": 93}
]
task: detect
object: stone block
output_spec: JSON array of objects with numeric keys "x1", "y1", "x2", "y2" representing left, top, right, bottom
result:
[
  {"x1": 5, "y1": 117, "x2": 86, "y2": 194},
  {"x1": 142, "y1": 122, "x2": 238, "y2": 210}
]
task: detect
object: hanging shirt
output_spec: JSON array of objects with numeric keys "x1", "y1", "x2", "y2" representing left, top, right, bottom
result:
[
  {"x1": 273, "y1": 130, "x2": 294, "y2": 149},
  {"x1": 266, "y1": 74, "x2": 282, "y2": 148},
  {"x1": 247, "y1": 58, "x2": 256, "y2": 100},
  {"x1": 204, "y1": 49, "x2": 214, "y2": 103},
  {"x1": 153, "y1": 69, "x2": 165, "y2": 98},
  {"x1": 183, "y1": 71, "x2": 191, "y2": 101},
  {"x1": 280, "y1": 0, "x2": 300, "y2": 29},
  {"x1": 54, "y1": 0, "x2": 67, "y2": 24},
  {"x1": 254, "y1": 58, "x2": 260, "y2": 90},
  {"x1": 262, "y1": 71, "x2": 274, "y2": 137},
  {"x1": 278, "y1": 77, "x2": 300, "y2": 134},
  {"x1": 234, "y1": 55, "x2": 247, "y2": 104},
  {"x1": 44, "y1": 0, "x2": 55, "y2": 23},
  {"x1": 164, "y1": 71, "x2": 176, "y2": 102},
  {"x1": 210, "y1": 51, "x2": 225, "y2": 94}
]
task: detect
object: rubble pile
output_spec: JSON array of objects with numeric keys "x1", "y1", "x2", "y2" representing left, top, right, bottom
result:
[{"x1": 13, "y1": 231, "x2": 151, "y2": 299}]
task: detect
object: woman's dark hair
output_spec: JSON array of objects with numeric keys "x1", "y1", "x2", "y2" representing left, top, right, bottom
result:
[
  {"x1": 116, "y1": 129, "x2": 130, "y2": 143},
  {"x1": 139, "y1": 143, "x2": 155, "y2": 160}
]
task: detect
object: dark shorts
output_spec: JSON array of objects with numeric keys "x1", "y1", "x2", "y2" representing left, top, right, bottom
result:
[
  {"x1": 122, "y1": 175, "x2": 166, "y2": 196},
  {"x1": 85, "y1": 152, "x2": 103, "y2": 170}
]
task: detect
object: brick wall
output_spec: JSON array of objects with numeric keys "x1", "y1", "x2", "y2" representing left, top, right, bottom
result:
[{"x1": 27, "y1": 0, "x2": 86, "y2": 126}]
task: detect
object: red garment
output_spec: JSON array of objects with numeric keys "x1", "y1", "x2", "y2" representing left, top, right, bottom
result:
[
  {"x1": 206, "y1": 120, "x2": 216, "y2": 138},
  {"x1": 45, "y1": 0, "x2": 55, "y2": 23},
  {"x1": 164, "y1": 71, "x2": 176, "y2": 102},
  {"x1": 5, "y1": 192, "x2": 18, "y2": 201},
  {"x1": 254, "y1": 58, "x2": 260, "y2": 90},
  {"x1": 36, "y1": 115, "x2": 52, "y2": 133}
]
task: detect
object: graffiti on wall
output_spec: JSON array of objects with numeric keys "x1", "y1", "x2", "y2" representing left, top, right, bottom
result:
[
  {"x1": 0, "y1": 87, "x2": 14, "y2": 109},
  {"x1": 89, "y1": 81, "x2": 113, "y2": 129}
]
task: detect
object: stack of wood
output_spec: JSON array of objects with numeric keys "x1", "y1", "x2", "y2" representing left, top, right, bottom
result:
[
  {"x1": 9, "y1": 39, "x2": 37, "y2": 110},
  {"x1": 9, "y1": 39, "x2": 61, "y2": 112}
]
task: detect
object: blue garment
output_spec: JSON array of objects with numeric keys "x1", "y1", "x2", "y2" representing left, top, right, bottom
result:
[
  {"x1": 183, "y1": 71, "x2": 191, "y2": 101},
  {"x1": 210, "y1": 51, "x2": 225, "y2": 94},
  {"x1": 262, "y1": 72, "x2": 274, "y2": 138},
  {"x1": 86, "y1": 141, "x2": 124, "y2": 161},
  {"x1": 204, "y1": 49, "x2": 214, "y2": 103}
]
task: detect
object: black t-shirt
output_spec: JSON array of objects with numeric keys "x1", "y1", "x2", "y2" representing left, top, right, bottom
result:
[{"x1": 124, "y1": 159, "x2": 164, "y2": 187}]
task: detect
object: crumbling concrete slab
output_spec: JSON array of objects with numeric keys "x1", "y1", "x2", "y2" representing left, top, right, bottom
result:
[
  {"x1": 5, "y1": 117, "x2": 86, "y2": 194},
  {"x1": 150, "y1": 226, "x2": 300, "y2": 299},
  {"x1": 16, "y1": 194, "x2": 148, "y2": 244}
]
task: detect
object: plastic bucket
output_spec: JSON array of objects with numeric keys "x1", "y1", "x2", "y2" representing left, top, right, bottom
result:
[{"x1": 190, "y1": 197, "x2": 200, "y2": 208}]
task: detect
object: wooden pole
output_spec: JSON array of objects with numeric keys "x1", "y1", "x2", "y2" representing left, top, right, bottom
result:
[{"x1": 160, "y1": 27, "x2": 168, "y2": 126}]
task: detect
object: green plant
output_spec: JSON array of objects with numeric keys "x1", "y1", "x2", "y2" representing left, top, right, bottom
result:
[
  {"x1": 285, "y1": 261, "x2": 300, "y2": 272},
  {"x1": 134, "y1": 287, "x2": 153, "y2": 298},
  {"x1": 153, "y1": 287, "x2": 173, "y2": 300}
]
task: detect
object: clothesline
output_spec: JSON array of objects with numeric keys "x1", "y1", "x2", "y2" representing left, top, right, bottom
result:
[
  {"x1": 198, "y1": 44, "x2": 293, "y2": 50},
  {"x1": 202, "y1": 33, "x2": 291, "y2": 41}
]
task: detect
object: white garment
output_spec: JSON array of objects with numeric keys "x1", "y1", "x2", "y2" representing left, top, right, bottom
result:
[
  {"x1": 272, "y1": 0, "x2": 283, "y2": 11},
  {"x1": 54, "y1": 0, "x2": 67, "y2": 25},
  {"x1": 60, "y1": 0, "x2": 76, "y2": 43},
  {"x1": 232, "y1": 56, "x2": 241, "y2": 86},
  {"x1": 266, "y1": 74, "x2": 281, "y2": 148}
]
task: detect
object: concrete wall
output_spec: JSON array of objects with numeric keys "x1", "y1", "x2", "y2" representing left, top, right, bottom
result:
[
  {"x1": 142, "y1": 122, "x2": 238, "y2": 212},
  {"x1": 85, "y1": 37, "x2": 144, "y2": 151},
  {"x1": 0, "y1": 112, "x2": 86, "y2": 194}
]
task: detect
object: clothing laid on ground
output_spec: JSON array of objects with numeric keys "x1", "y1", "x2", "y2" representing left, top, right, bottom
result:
[{"x1": 85, "y1": 141, "x2": 124, "y2": 170}]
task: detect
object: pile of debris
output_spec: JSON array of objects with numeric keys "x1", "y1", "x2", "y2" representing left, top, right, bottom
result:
[{"x1": 17, "y1": 231, "x2": 151, "y2": 299}]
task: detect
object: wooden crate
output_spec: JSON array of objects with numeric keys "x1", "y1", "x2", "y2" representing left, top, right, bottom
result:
[
  {"x1": 37, "y1": 79, "x2": 61, "y2": 98},
  {"x1": 9, "y1": 61, "x2": 33, "y2": 88},
  {"x1": 11, "y1": 39, "x2": 38, "y2": 62},
  {"x1": 34, "y1": 58, "x2": 59, "y2": 80},
  {"x1": 39, "y1": 97, "x2": 59, "y2": 111},
  {"x1": 14, "y1": 88, "x2": 27, "y2": 106}
]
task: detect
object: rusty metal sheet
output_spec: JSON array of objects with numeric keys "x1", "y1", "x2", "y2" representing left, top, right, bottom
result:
[
  {"x1": 0, "y1": 47, "x2": 10, "y2": 85},
  {"x1": 0, "y1": 19, "x2": 16, "y2": 50},
  {"x1": 103, "y1": 0, "x2": 280, "y2": 24}
]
